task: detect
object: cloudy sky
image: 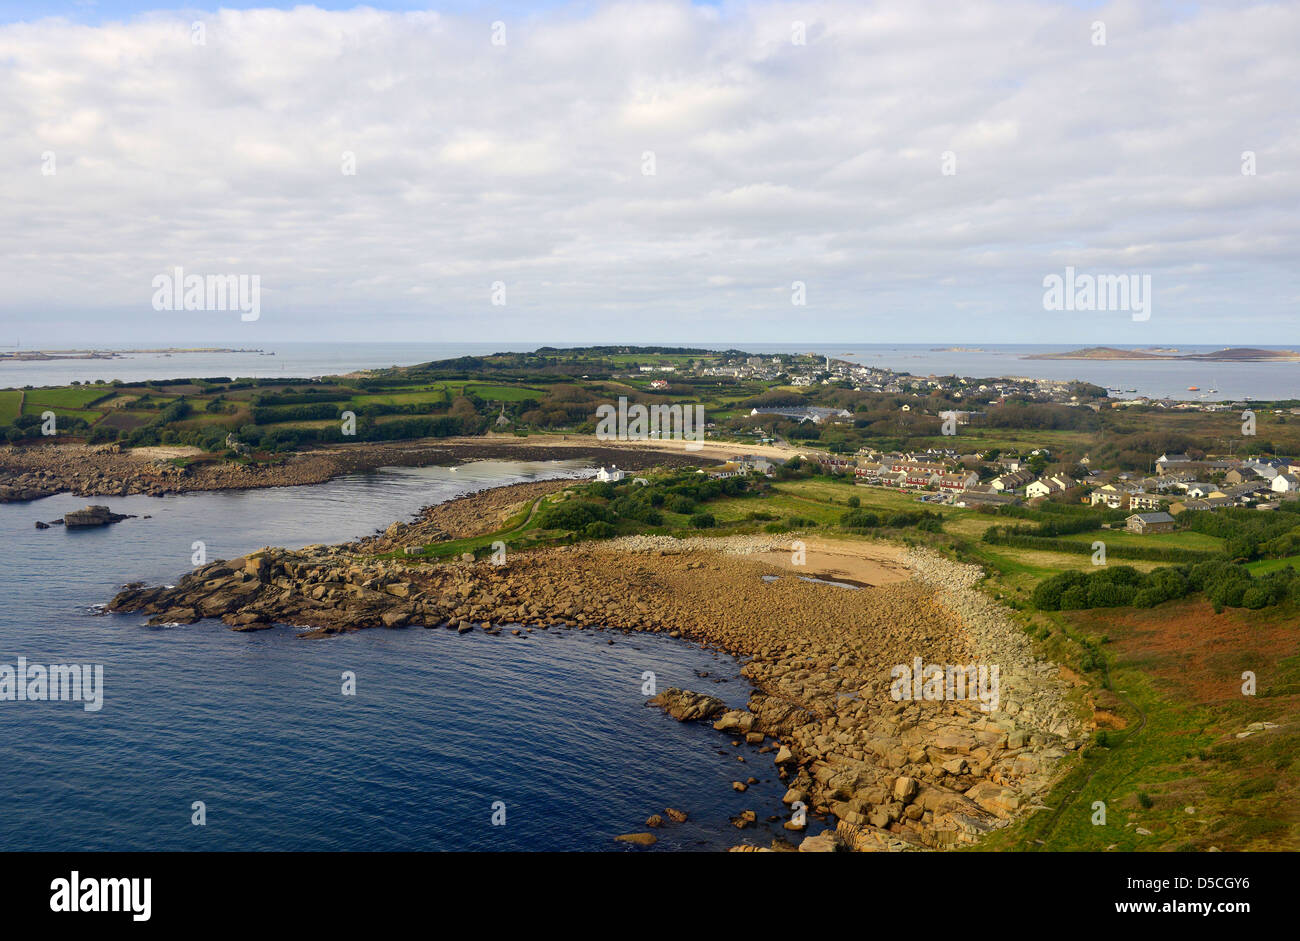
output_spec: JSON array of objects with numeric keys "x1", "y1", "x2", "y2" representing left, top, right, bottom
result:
[{"x1": 1, "y1": 0, "x2": 1296, "y2": 346}]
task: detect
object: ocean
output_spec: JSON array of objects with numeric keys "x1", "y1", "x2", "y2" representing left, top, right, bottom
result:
[
  {"x1": 0, "y1": 460, "x2": 793, "y2": 851},
  {"x1": 2, "y1": 342, "x2": 1297, "y2": 402}
]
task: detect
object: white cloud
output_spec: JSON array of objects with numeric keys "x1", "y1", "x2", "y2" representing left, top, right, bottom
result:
[{"x1": 0, "y1": 0, "x2": 1296, "y2": 344}]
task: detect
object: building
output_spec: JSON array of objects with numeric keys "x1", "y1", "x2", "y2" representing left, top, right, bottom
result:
[
  {"x1": 1026, "y1": 474, "x2": 1077, "y2": 499},
  {"x1": 991, "y1": 469, "x2": 1035, "y2": 493},
  {"x1": 749, "y1": 406, "x2": 852, "y2": 424},
  {"x1": 595, "y1": 466, "x2": 625, "y2": 483},
  {"x1": 1129, "y1": 493, "x2": 1168, "y2": 511},
  {"x1": 704, "y1": 463, "x2": 745, "y2": 479},
  {"x1": 1126, "y1": 511, "x2": 1176, "y2": 534},
  {"x1": 1271, "y1": 474, "x2": 1300, "y2": 494},
  {"x1": 1090, "y1": 482, "x2": 1140, "y2": 509},
  {"x1": 937, "y1": 471, "x2": 979, "y2": 492},
  {"x1": 730, "y1": 455, "x2": 777, "y2": 475}
]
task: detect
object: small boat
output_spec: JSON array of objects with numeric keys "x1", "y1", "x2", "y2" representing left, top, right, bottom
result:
[{"x1": 1187, "y1": 386, "x2": 1200, "y2": 391}]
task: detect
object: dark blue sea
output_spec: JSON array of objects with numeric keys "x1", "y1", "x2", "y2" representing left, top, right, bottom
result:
[{"x1": 0, "y1": 460, "x2": 792, "y2": 851}]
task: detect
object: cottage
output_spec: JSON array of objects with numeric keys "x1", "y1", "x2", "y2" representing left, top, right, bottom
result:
[
  {"x1": 1025, "y1": 474, "x2": 1075, "y2": 499},
  {"x1": 595, "y1": 466, "x2": 625, "y2": 483},
  {"x1": 1126, "y1": 511, "x2": 1176, "y2": 534},
  {"x1": 1271, "y1": 474, "x2": 1300, "y2": 494},
  {"x1": 1156, "y1": 453, "x2": 1191, "y2": 474}
]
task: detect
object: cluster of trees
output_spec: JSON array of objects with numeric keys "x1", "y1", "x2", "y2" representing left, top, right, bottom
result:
[
  {"x1": 535, "y1": 470, "x2": 757, "y2": 538},
  {"x1": 1088, "y1": 431, "x2": 1206, "y2": 472},
  {"x1": 519, "y1": 384, "x2": 606, "y2": 429},
  {"x1": 984, "y1": 515, "x2": 1105, "y2": 539},
  {"x1": 983, "y1": 528, "x2": 1213, "y2": 564},
  {"x1": 1032, "y1": 561, "x2": 1299, "y2": 612},
  {"x1": 981, "y1": 403, "x2": 1099, "y2": 432},
  {"x1": 840, "y1": 507, "x2": 944, "y2": 532},
  {"x1": 1182, "y1": 506, "x2": 1300, "y2": 561}
]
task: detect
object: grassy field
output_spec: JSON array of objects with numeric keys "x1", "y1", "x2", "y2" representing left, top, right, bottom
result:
[
  {"x1": 464, "y1": 383, "x2": 544, "y2": 402},
  {"x1": 1248, "y1": 555, "x2": 1300, "y2": 574},
  {"x1": 23, "y1": 386, "x2": 112, "y2": 409},
  {"x1": 21, "y1": 403, "x2": 105, "y2": 423},
  {"x1": 349, "y1": 390, "x2": 448, "y2": 407},
  {"x1": 0, "y1": 390, "x2": 21, "y2": 423},
  {"x1": 1054, "y1": 528, "x2": 1225, "y2": 552}
]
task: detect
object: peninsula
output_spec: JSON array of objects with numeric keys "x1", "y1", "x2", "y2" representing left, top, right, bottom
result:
[{"x1": 1026, "y1": 346, "x2": 1300, "y2": 362}]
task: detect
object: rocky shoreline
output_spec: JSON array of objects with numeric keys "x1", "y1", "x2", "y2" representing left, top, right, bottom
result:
[
  {"x1": 0, "y1": 440, "x2": 711, "y2": 502},
  {"x1": 107, "y1": 484, "x2": 1084, "y2": 852}
]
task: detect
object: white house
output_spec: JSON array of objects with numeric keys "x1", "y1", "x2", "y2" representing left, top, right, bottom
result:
[
  {"x1": 1026, "y1": 475, "x2": 1075, "y2": 499},
  {"x1": 1025, "y1": 478, "x2": 1054, "y2": 499},
  {"x1": 1090, "y1": 482, "x2": 1140, "y2": 508},
  {"x1": 1128, "y1": 493, "x2": 1165, "y2": 511},
  {"x1": 1271, "y1": 473, "x2": 1299, "y2": 494},
  {"x1": 596, "y1": 466, "x2": 625, "y2": 483}
]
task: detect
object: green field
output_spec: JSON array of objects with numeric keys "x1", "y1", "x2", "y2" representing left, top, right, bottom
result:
[
  {"x1": 21, "y1": 403, "x2": 104, "y2": 423},
  {"x1": 349, "y1": 390, "x2": 448, "y2": 407},
  {"x1": 23, "y1": 385, "x2": 111, "y2": 409},
  {"x1": 465, "y1": 383, "x2": 545, "y2": 402},
  {"x1": 1248, "y1": 555, "x2": 1300, "y2": 574},
  {"x1": 0, "y1": 390, "x2": 21, "y2": 423},
  {"x1": 1054, "y1": 527, "x2": 1225, "y2": 552}
]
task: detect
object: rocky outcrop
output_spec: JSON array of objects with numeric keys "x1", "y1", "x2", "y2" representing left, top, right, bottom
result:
[
  {"x1": 106, "y1": 494, "x2": 1083, "y2": 851},
  {"x1": 648, "y1": 688, "x2": 726, "y2": 722},
  {"x1": 614, "y1": 832, "x2": 657, "y2": 846},
  {"x1": 63, "y1": 505, "x2": 132, "y2": 527}
]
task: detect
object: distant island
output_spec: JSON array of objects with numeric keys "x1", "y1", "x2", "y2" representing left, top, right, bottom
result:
[
  {"x1": 0, "y1": 348, "x2": 262, "y2": 362},
  {"x1": 1025, "y1": 346, "x2": 1300, "y2": 362}
]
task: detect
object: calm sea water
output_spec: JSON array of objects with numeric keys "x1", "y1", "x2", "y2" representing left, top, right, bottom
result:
[
  {"x1": 0, "y1": 460, "x2": 794, "y2": 851},
  {"x1": 2, "y1": 341, "x2": 1297, "y2": 402}
]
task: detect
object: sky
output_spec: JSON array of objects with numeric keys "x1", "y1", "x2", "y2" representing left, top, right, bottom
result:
[{"x1": 1, "y1": 0, "x2": 1297, "y2": 347}]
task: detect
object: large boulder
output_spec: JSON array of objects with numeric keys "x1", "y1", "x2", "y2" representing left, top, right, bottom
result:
[
  {"x1": 64, "y1": 505, "x2": 130, "y2": 527},
  {"x1": 648, "y1": 688, "x2": 726, "y2": 722}
]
